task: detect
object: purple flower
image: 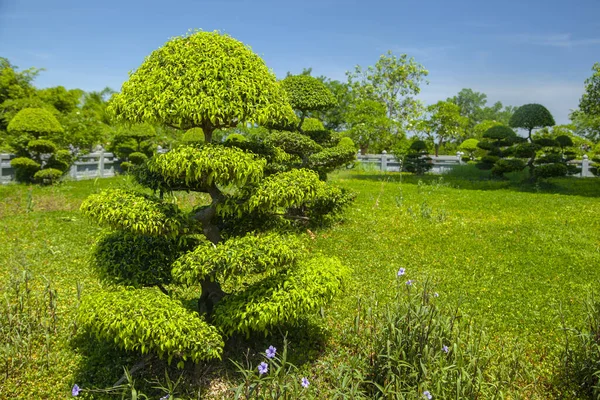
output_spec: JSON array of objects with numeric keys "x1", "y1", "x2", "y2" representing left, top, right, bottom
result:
[
  {"x1": 406, "y1": 280, "x2": 414, "y2": 286},
  {"x1": 266, "y1": 345, "x2": 277, "y2": 359},
  {"x1": 423, "y1": 390, "x2": 432, "y2": 399},
  {"x1": 397, "y1": 268, "x2": 406, "y2": 277},
  {"x1": 72, "y1": 384, "x2": 80, "y2": 397},
  {"x1": 434, "y1": 292, "x2": 439, "y2": 298},
  {"x1": 301, "y1": 377, "x2": 310, "y2": 388},
  {"x1": 258, "y1": 361, "x2": 268, "y2": 375},
  {"x1": 443, "y1": 345, "x2": 449, "y2": 353}
]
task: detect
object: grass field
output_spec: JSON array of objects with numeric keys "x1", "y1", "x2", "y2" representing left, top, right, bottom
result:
[{"x1": 1, "y1": 171, "x2": 599, "y2": 398}]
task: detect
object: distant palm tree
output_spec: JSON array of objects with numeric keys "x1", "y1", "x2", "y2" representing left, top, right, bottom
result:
[{"x1": 82, "y1": 87, "x2": 115, "y2": 125}]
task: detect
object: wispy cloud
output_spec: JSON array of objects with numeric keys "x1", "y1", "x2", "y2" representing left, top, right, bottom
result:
[{"x1": 506, "y1": 33, "x2": 600, "y2": 47}]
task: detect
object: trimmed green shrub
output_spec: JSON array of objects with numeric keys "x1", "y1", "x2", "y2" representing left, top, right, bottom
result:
[
  {"x1": 265, "y1": 131, "x2": 322, "y2": 157},
  {"x1": 402, "y1": 140, "x2": 432, "y2": 175},
  {"x1": 338, "y1": 136, "x2": 356, "y2": 149},
  {"x1": 128, "y1": 151, "x2": 148, "y2": 165},
  {"x1": 6, "y1": 108, "x2": 63, "y2": 138},
  {"x1": 33, "y1": 168, "x2": 63, "y2": 184},
  {"x1": 92, "y1": 231, "x2": 184, "y2": 287},
  {"x1": 119, "y1": 161, "x2": 134, "y2": 173},
  {"x1": 77, "y1": 287, "x2": 224, "y2": 366},
  {"x1": 534, "y1": 163, "x2": 568, "y2": 179},
  {"x1": 492, "y1": 159, "x2": 525, "y2": 177},
  {"x1": 10, "y1": 157, "x2": 40, "y2": 182},
  {"x1": 27, "y1": 139, "x2": 57, "y2": 154},
  {"x1": 181, "y1": 127, "x2": 205, "y2": 144},
  {"x1": 46, "y1": 150, "x2": 72, "y2": 172},
  {"x1": 225, "y1": 133, "x2": 247, "y2": 143}
]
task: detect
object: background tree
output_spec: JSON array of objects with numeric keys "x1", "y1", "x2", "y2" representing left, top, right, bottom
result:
[
  {"x1": 448, "y1": 88, "x2": 516, "y2": 135},
  {"x1": 422, "y1": 101, "x2": 468, "y2": 156},
  {"x1": 571, "y1": 63, "x2": 600, "y2": 142},
  {"x1": 346, "y1": 99, "x2": 393, "y2": 154},
  {"x1": 347, "y1": 51, "x2": 428, "y2": 148},
  {"x1": 78, "y1": 31, "x2": 349, "y2": 366},
  {"x1": 459, "y1": 138, "x2": 480, "y2": 160}
]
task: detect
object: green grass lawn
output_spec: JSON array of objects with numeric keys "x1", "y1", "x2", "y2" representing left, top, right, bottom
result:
[{"x1": 1, "y1": 172, "x2": 599, "y2": 398}]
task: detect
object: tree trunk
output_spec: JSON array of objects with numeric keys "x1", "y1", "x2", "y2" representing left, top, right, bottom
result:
[
  {"x1": 297, "y1": 111, "x2": 306, "y2": 132},
  {"x1": 203, "y1": 125, "x2": 214, "y2": 144},
  {"x1": 198, "y1": 279, "x2": 226, "y2": 317}
]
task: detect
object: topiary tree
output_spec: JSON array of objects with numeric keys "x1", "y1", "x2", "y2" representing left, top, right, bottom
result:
[
  {"x1": 509, "y1": 104, "x2": 556, "y2": 178},
  {"x1": 7, "y1": 108, "x2": 71, "y2": 183},
  {"x1": 78, "y1": 30, "x2": 350, "y2": 367},
  {"x1": 281, "y1": 75, "x2": 337, "y2": 131},
  {"x1": 402, "y1": 140, "x2": 432, "y2": 175},
  {"x1": 458, "y1": 138, "x2": 479, "y2": 160},
  {"x1": 476, "y1": 125, "x2": 520, "y2": 173}
]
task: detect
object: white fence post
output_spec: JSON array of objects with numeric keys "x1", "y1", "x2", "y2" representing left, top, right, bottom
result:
[
  {"x1": 381, "y1": 150, "x2": 387, "y2": 172},
  {"x1": 99, "y1": 151, "x2": 105, "y2": 178},
  {"x1": 582, "y1": 155, "x2": 591, "y2": 177}
]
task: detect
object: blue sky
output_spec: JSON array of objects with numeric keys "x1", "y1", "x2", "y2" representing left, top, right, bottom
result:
[{"x1": 1, "y1": 0, "x2": 599, "y2": 124}]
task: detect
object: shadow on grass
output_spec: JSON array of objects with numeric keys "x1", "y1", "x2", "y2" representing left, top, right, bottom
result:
[
  {"x1": 70, "y1": 318, "x2": 328, "y2": 398},
  {"x1": 342, "y1": 171, "x2": 600, "y2": 198}
]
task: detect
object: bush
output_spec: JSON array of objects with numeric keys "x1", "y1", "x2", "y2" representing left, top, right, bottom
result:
[
  {"x1": 128, "y1": 151, "x2": 148, "y2": 165},
  {"x1": 33, "y1": 168, "x2": 63, "y2": 185},
  {"x1": 46, "y1": 149, "x2": 72, "y2": 172},
  {"x1": 181, "y1": 127, "x2": 205, "y2": 145},
  {"x1": 77, "y1": 287, "x2": 224, "y2": 366},
  {"x1": 27, "y1": 139, "x2": 57, "y2": 154},
  {"x1": 492, "y1": 158, "x2": 525, "y2": 177},
  {"x1": 10, "y1": 157, "x2": 40, "y2": 182},
  {"x1": 225, "y1": 133, "x2": 247, "y2": 144},
  {"x1": 265, "y1": 131, "x2": 322, "y2": 157},
  {"x1": 338, "y1": 136, "x2": 356, "y2": 149},
  {"x1": 92, "y1": 231, "x2": 185, "y2": 287},
  {"x1": 6, "y1": 107, "x2": 64, "y2": 138},
  {"x1": 119, "y1": 161, "x2": 134, "y2": 173},
  {"x1": 534, "y1": 163, "x2": 568, "y2": 179}
]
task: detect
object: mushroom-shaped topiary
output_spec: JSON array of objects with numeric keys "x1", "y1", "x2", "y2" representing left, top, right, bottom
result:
[
  {"x1": 7, "y1": 108, "x2": 64, "y2": 139},
  {"x1": 78, "y1": 31, "x2": 349, "y2": 367},
  {"x1": 108, "y1": 30, "x2": 296, "y2": 143},
  {"x1": 281, "y1": 75, "x2": 337, "y2": 131},
  {"x1": 509, "y1": 104, "x2": 555, "y2": 141}
]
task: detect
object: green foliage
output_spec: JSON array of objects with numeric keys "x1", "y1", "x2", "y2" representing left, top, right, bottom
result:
[
  {"x1": 458, "y1": 138, "x2": 479, "y2": 159},
  {"x1": 172, "y1": 233, "x2": 302, "y2": 285},
  {"x1": 423, "y1": 100, "x2": 469, "y2": 154},
  {"x1": 213, "y1": 255, "x2": 348, "y2": 335},
  {"x1": 483, "y1": 125, "x2": 517, "y2": 141},
  {"x1": 33, "y1": 168, "x2": 63, "y2": 185},
  {"x1": 0, "y1": 57, "x2": 40, "y2": 106},
  {"x1": 27, "y1": 139, "x2": 57, "y2": 154},
  {"x1": 509, "y1": 104, "x2": 555, "y2": 135},
  {"x1": 92, "y1": 231, "x2": 183, "y2": 287},
  {"x1": 37, "y1": 86, "x2": 82, "y2": 114},
  {"x1": 473, "y1": 119, "x2": 503, "y2": 139},
  {"x1": 0, "y1": 97, "x2": 59, "y2": 131},
  {"x1": 181, "y1": 127, "x2": 205, "y2": 145},
  {"x1": 225, "y1": 133, "x2": 248, "y2": 144},
  {"x1": 281, "y1": 75, "x2": 337, "y2": 127},
  {"x1": 560, "y1": 294, "x2": 600, "y2": 398},
  {"x1": 402, "y1": 140, "x2": 432, "y2": 175},
  {"x1": 338, "y1": 136, "x2": 356, "y2": 149},
  {"x1": 300, "y1": 117, "x2": 324, "y2": 132},
  {"x1": 578, "y1": 62, "x2": 600, "y2": 117},
  {"x1": 10, "y1": 157, "x2": 40, "y2": 182},
  {"x1": 80, "y1": 189, "x2": 185, "y2": 236},
  {"x1": 46, "y1": 149, "x2": 72, "y2": 172},
  {"x1": 346, "y1": 99, "x2": 393, "y2": 153},
  {"x1": 491, "y1": 158, "x2": 525, "y2": 177},
  {"x1": 77, "y1": 287, "x2": 224, "y2": 364},
  {"x1": 128, "y1": 151, "x2": 148, "y2": 165},
  {"x1": 265, "y1": 131, "x2": 322, "y2": 157},
  {"x1": 108, "y1": 30, "x2": 296, "y2": 136},
  {"x1": 534, "y1": 163, "x2": 568, "y2": 179},
  {"x1": 150, "y1": 144, "x2": 265, "y2": 188},
  {"x1": 307, "y1": 146, "x2": 356, "y2": 179},
  {"x1": 7, "y1": 108, "x2": 63, "y2": 138},
  {"x1": 247, "y1": 169, "x2": 320, "y2": 212}
]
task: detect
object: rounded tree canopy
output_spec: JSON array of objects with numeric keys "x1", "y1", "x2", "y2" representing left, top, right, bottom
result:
[
  {"x1": 301, "y1": 117, "x2": 325, "y2": 132},
  {"x1": 509, "y1": 104, "x2": 555, "y2": 131},
  {"x1": 108, "y1": 30, "x2": 296, "y2": 138},
  {"x1": 7, "y1": 108, "x2": 63, "y2": 138},
  {"x1": 409, "y1": 140, "x2": 429, "y2": 152},
  {"x1": 459, "y1": 138, "x2": 479, "y2": 152},
  {"x1": 483, "y1": 125, "x2": 517, "y2": 141},
  {"x1": 281, "y1": 75, "x2": 337, "y2": 113}
]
